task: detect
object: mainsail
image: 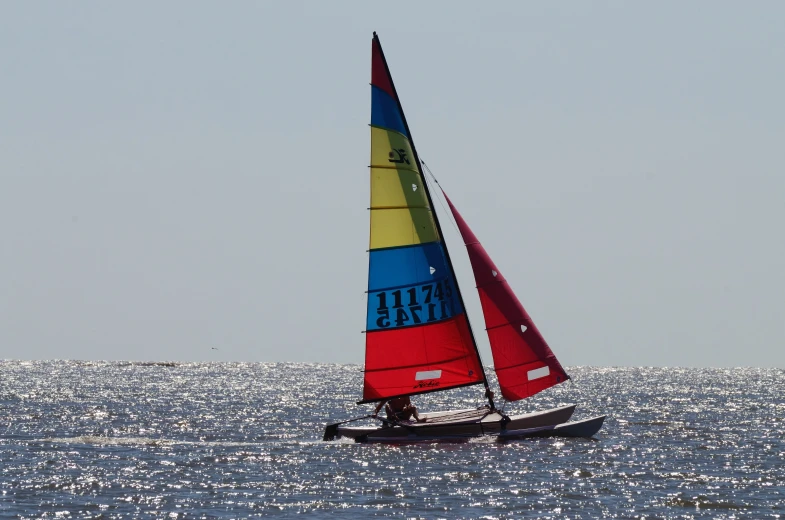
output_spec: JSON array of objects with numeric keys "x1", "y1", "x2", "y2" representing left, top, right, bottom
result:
[
  {"x1": 442, "y1": 191, "x2": 570, "y2": 401},
  {"x1": 362, "y1": 33, "x2": 485, "y2": 403}
]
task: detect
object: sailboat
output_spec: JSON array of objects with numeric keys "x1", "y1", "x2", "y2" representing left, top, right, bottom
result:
[{"x1": 324, "y1": 33, "x2": 605, "y2": 443}]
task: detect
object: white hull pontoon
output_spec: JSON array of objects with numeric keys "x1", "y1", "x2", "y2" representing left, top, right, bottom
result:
[{"x1": 335, "y1": 404, "x2": 577, "y2": 443}]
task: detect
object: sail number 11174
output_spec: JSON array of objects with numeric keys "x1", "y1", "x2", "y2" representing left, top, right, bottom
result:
[{"x1": 373, "y1": 279, "x2": 459, "y2": 329}]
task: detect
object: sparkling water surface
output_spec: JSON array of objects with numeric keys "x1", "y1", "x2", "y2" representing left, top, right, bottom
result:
[{"x1": 1, "y1": 361, "x2": 783, "y2": 518}]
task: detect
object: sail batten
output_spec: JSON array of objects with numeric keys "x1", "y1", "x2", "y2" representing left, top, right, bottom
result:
[
  {"x1": 442, "y1": 191, "x2": 570, "y2": 402},
  {"x1": 370, "y1": 205, "x2": 431, "y2": 210},
  {"x1": 362, "y1": 33, "x2": 487, "y2": 402},
  {"x1": 364, "y1": 352, "x2": 480, "y2": 373}
]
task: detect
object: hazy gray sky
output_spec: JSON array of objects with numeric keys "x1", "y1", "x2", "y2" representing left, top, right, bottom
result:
[{"x1": 1, "y1": 2, "x2": 783, "y2": 367}]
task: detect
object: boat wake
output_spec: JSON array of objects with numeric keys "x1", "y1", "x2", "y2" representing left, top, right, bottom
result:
[{"x1": 39, "y1": 436, "x2": 264, "y2": 448}]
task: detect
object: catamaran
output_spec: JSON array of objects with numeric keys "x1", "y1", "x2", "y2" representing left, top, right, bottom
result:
[{"x1": 323, "y1": 32, "x2": 605, "y2": 443}]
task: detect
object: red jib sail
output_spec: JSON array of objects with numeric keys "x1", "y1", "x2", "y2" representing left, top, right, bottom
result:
[{"x1": 442, "y1": 191, "x2": 569, "y2": 401}]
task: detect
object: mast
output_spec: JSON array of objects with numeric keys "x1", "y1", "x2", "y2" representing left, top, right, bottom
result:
[{"x1": 372, "y1": 32, "x2": 496, "y2": 409}]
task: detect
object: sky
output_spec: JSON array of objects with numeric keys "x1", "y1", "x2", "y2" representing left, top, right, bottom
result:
[{"x1": 1, "y1": 2, "x2": 783, "y2": 367}]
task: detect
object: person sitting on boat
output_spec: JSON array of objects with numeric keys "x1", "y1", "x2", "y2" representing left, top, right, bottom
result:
[{"x1": 373, "y1": 396, "x2": 426, "y2": 423}]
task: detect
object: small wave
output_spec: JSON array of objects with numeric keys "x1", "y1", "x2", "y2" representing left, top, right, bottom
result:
[
  {"x1": 117, "y1": 361, "x2": 179, "y2": 368},
  {"x1": 665, "y1": 494, "x2": 750, "y2": 510},
  {"x1": 42, "y1": 435, "x2": 173, "y2": 446},
  {"x1": 467, "y1": 435, "x2": 497, "y2": 444}
]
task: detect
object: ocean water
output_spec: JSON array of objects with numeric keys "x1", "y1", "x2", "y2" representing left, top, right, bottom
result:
[{"x1": 1, "y1": 361, "x2": 783, "y2": 519}]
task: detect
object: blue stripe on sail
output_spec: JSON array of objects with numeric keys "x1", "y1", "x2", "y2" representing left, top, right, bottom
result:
[
  {"x1": 366, "y1": 243, "x2": 463, "y2": 331},
  {"x1": 371, "y1": 86, "x2": 407, "y2": 136},
  {"x1": 369, "y1": 242, "x2": 446, "y2": 291}
]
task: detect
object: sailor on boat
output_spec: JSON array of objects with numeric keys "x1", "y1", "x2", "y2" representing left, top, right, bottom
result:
[{"x1": 373, "y1": 396, "x2": 427, "y2": 423}]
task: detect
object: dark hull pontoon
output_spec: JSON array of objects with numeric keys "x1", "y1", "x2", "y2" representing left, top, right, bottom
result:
[{"x1": 498, "y1": 415, "x2": 607, "y2": 441}]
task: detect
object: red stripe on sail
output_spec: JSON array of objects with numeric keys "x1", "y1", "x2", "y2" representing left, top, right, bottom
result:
[
  {"x1": 479, "y1": 289, "x2": 568, "y2": 401},
  {"x1": 443, "y1": 191, "x2": 569, "y2": 401},
  {"x1": 362, "y1": 313, "x2": 484, "y2": 402},
  {"x1": 371, "y1": 38, "x2": 396, "y2": 100}
]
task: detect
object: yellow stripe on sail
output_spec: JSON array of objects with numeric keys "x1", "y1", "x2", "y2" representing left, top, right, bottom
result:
[
  {"x1": 368, "y1": 127, "x2": 439, "y2": 250},
  {"x1": 370, "y1": 126, "x2": 417, "y2": 172},
  {"x1": 370, "y1": 207, "x2": 439, "y2": 250},
  {"x1": 370, "y1": 168, "x2": 428, "y2": 209}
]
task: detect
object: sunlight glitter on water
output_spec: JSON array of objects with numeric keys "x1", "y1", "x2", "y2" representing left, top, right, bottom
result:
[{"x1": 1, "y1": 361, "x2": 784, "y2": 518}]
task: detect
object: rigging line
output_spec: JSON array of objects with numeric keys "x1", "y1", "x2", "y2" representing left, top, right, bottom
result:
[
  {"x1": 421, "y1": 159, "x2": 462, "y2": 237},
  {"x1": 422, "y1": 158, "x2": 503, "y2": 408}
]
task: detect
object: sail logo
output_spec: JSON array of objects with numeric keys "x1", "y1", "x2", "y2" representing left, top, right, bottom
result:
[
  {"x1": 388, "y1": 148, "x2": 410, "y2": 165},
  {"x1": 413, "y1": 380, "x2": 440, "y2": 389},
  {"x1": 414, "y1": 370, "x2": 442, "y2": 391}
]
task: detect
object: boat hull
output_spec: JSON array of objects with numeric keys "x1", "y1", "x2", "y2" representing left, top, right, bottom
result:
[
  {"x1": 498, "y1": 415, "x2": 606, "y2": 440},
  {"x1": 335, "y1": 404, "x2": 577, "y2": 443}
]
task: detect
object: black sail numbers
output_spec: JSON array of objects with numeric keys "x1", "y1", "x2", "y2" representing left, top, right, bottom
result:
[{"x1": 372, "y1": 277, "x2": 461, "y2": 330}]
